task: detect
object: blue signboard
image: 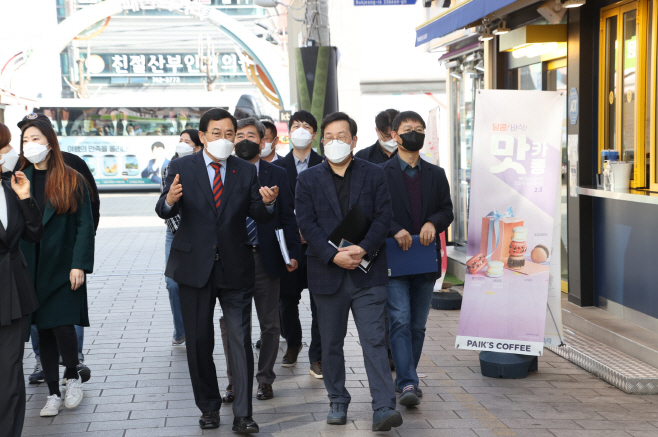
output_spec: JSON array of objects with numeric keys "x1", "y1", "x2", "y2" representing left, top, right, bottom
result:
[
  {"x1": 355, "y1": 0, "x2": 416, "y2": 5},
  {"x1": 569, "y1": 87, "x2": 579, "y2": 125}
]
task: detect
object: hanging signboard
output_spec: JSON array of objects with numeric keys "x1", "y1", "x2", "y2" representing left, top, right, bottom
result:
[{"x1": 456, "y1": 89, "x2": 564, "y2": 356}]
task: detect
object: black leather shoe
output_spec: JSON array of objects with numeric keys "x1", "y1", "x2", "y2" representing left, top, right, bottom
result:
[
  {"x1": 257, "y1": 382, "x2": 273, "y2": 400},
  {"x1": 232, "y1": 416, "x2": 259, "y2": 433},
  {"x1": 222, "y1": 385, "x2": 235, "y2": 404},
  {"x1": 199, "y1": 410, "x2": 219, "y2": 429}
]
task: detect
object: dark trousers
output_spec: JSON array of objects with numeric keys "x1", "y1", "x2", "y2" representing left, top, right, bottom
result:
[
  {"x1": 39, "y1": 325, "x2": 80, "y2": 395},
  {"x1": 0, "y1": 315, "x2": 29, "y2": 437},
  {"x1": 221, "y1": 252, "x2": 280, "y2": 385},
  {"x1": 279, "y1": 244, "x2": 322, "y2": 363},
  {"x1": 313, "y1": 273, "x2": 396, "y2": 411},
  {"x1": 179, "y1": 260, "x2": 254, "y2": 417}
]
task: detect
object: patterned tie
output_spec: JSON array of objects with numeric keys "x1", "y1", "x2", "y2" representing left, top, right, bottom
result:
[
  {"x1": 210, "y1": 162, "x2": 223, "y2": 212},
  {"x1": 246, "y1": 217, "x2": 257, "y2": 245}
]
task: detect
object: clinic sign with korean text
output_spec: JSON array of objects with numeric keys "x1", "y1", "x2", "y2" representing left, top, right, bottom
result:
[
  {"x1": 456, "y1": 90, "x2": 564, "y2": 356},
  {"x1": 84, "y1": 53, "x2": 247, "y2": 80}
]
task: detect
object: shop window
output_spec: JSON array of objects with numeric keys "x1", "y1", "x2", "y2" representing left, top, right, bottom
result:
[{"x1": 599, "y1": 0, "x2": 655, "y2": 188}]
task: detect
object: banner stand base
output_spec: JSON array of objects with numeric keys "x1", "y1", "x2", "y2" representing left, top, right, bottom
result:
[
  {"x1": 431, "y1": 290, "x2": 462, "y2": 311},
  {"x1": 479, "y1": 352, "x2": 538, "y2": 379}
]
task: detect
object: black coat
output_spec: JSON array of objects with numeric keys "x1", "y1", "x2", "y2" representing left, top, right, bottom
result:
[
  {"x1": 255, "y1": 160, "x2": 301, "y2": 279},
  {"x1": 0, "y1": 179, "x2": 43, "y2": 326},
  {"x1": 296, "y1": 159, "x2": 393, "y2": 295},
  {"x1": 354, "y1": 141, "x2": 397, "y2": 165},
  {"x1": 155, "y1": 152, "x2": 274, "y2": 290},
  {"x1": 272, "y1": 149, "x2": 324, "y2": 197},
  {"x1": 380, "y1": 158, "x2": 454, "y2": 280}
]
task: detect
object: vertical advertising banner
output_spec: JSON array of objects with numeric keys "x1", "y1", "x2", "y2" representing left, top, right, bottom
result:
[{"x1": 456, "y1": 90, "x2": 564, "y2": 356}]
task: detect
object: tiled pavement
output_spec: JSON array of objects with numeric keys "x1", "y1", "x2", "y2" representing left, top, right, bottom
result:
[{"x1": 22, "y1": 192, "x2": 658, "y2": 437}]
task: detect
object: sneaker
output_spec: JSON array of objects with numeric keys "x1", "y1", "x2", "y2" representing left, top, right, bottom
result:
[
  {"x1": 29, "y1": 362, "x2": 44, "y2": 384},
  {"x1": 326, "y1": 402, "x2": 348, "y2": 425},
  {"x1": 64, "y1": 377, "x2": 84, "y2": 409},
  {"x1": 40, "y1": 395, "x2": 64, "y2": 417},
  {"x1": 395, "y1": 384, "x2": 422, "y2": 397},
  {"x1": 172, "y1": 336, "x2": 186, "y2": 346},
  {"x1": 222, "y1": 384, "x2": 235, "y2": 404},
  {"x1": 281, "y1": 344, "x2": 303, "y2": 368},
  {"x1": 309, "y1": 360, "x2": 323, "y2": 379},
  {"x1": 372, "y1": 407, "x2": 403, "y2": 431},
  {"x1": 398, "y1": 385, "x2": 420, "y2": 407}
]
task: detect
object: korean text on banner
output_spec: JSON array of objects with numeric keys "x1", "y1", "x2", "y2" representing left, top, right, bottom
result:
[{"x1": 456, "y1": 89, "x2": 565, "y2": 357}]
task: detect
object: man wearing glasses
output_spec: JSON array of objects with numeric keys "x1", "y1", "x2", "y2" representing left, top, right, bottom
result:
[
  {"x1": 295, "y1": 112, "x2": 403, "y2": 432},
  {"x1": 381, "y1": 111, "x2": 453, "y2": 408},
  {"x1": 156, "y1": 109, "x2": 278, "y2": 433}
]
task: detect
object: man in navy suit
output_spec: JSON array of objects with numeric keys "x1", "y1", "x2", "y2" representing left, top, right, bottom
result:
[
  {"x1": 295, "y1": 112, "x2": 402, "y2": 432},
  {"x1": 381, "y1": 111, "x2": 454, "y2": 408},
  {"x1": 273, "y1": 111, "x2": 324, "y2": 378},
  {"x1": 156, "y1": 108, "x2": 278, "y2": 433},
  {"x1": 219, "y1": 118, "x2": 301, "y2": 402}
]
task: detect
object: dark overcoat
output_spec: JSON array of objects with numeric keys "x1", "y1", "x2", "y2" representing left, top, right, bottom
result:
[{"x1": 20, "y1": 165, "x2": 95, "y2": 330}]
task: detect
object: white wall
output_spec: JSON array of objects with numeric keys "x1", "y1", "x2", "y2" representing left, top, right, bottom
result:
[{"x1": 328, "y1": 1, "x2": 446, "y2": 148}]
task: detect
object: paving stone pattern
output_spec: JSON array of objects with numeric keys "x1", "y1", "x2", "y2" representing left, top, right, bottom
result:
[{"x1": 23, "y1": 193, "x2": 658, "y2": 436}]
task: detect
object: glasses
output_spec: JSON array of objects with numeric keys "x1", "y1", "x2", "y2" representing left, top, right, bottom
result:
[
  {"x1": 399, "y1": 127, "x2": 425, "y2": 134},
  {"x1": 205, "y1": 130, "x2": 233, "y2": 139},
  {"x1": 323, "y1": 135, "x2": 352, "y2": 143}
]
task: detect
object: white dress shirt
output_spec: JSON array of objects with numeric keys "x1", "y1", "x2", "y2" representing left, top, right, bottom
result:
[
  {"x1": 0, "y1": 184, "x2": 7, "y2": 230},
  {"x1": 294, "y1": 152, "x2": 310, "y2": 174}
]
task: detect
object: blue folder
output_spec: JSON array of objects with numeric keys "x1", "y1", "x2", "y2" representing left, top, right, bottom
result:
[{"x1": 385, "y1": 235, "x2": 438, "y2": 277}]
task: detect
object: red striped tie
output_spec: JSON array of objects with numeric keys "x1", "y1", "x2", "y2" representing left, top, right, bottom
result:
[{"x1": 210, "y1": 162, "x2": 223, "y2": 212}]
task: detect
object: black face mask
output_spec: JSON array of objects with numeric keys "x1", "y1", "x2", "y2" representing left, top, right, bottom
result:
[
  {"x1": 234, "y1": 140, "x2": 261, "y2": 161},
  {"x1": 399, "y1": 131, "x2": 425, "y2": 152}
]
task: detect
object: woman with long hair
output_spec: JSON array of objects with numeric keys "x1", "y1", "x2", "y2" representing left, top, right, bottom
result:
[
  {"x1": 0, "y1": 122, "x2": 43, "y2": 437},
  {"x1": 17, "y1": 113, "x2": 95, "y2": 417},
  {"x1": 162, "y1": 129, "x2": 203, "y2": 345}
]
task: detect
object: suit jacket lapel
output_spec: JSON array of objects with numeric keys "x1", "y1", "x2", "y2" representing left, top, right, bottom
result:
[
  {"x1": 217, "y1": 156, "x2": 238, "y2": 219},
  {"x1": 421, "y1": 164, "x2": 431, "y2": 220},
  {"x1": 193, "y1": 153, "x2": 217, "y2": 214},
  {"x1": 348, "y1": 160, "x2": 366, "y2": 209},
  {"x1": 284, "y1": 153, "x2": 298, "y2": 192},
  {"x1": 309, "y1": 149, "x2": 324, "y2": 167},
  {"x1": 388, "y1": 161, "x2": 412, "y2": 217},
  {"x1": 42, "y1": 201, "x2": 55, "y2": 225},
  {"x1": 317, "y1": 162, "x2": 343, "y2": 221}
]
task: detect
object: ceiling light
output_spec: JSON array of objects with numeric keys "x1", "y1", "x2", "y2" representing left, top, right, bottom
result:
[
  {"x1": 479, "y1": 27, "x2": 494, "y2": 41},
  {"x1": 463, "y1": 64, "x2": 478, "y2": 77},
  {"x1": 474, "y1": 60, "x2": 485, "y2": 72},
  {"x1": 494, "y1": 21, "x2": 509, "y2": 35},
  {"x1": 444, "y1": 60, "x2": 461, "y2": 69},
  {"x1": 563, "y1": 0, "x2": 585, "y2": 7},
  {"x1": 450, "y1": 71, "x2": 462, "y2": 80}
]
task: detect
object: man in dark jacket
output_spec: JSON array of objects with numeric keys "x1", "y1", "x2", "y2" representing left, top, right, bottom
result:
[
  {"x1": 381, "y1": 111, "x2": 453, "y2": 408},
  {"x1": 354, "y1": 109, "x2": 399, "y2": 165},
  {"x1": 295, "y1": 112, "x2": 402, "y2": 432}
]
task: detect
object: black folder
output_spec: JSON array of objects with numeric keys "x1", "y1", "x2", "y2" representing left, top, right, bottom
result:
[{"x1": 328, "y1": 205, "x2": 375, "y2": 272}]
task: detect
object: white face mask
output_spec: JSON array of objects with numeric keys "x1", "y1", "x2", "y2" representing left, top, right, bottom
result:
[
  {"x1": 379, "y1": 138, "x2": 398, "y2": 153},
  {"x1": 23, "y1": 142, "x2": 50, "y2": 164},
  {"x1": 0, "y1": 148, "x2": 19, "y2": 173},
  {"x1": 260, "y1": 142, "x2": 274, "y2": 157},
  {"x1": 324, "y1": 140, "x2": 353, "y2": 164},
  {"x1": 290, "y1": 128, "x2": 313, "y2": 149},
  {"x1": 205, "y1": 138, "x2": 234, "y2": 160},
  {"x1": 176, "y1": 142, "x2": 194, "y2": 157}
]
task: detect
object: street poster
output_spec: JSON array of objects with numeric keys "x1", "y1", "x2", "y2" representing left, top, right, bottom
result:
[{"x1": 456, "y1": 90, "x2": 565, "y2": 356}]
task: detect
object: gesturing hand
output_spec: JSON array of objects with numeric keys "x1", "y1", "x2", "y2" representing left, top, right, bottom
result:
[
  {"x1": 70, "y1": 269, "x2": 85, "y2": 290},
  {"x1": 419, "y1": 221, "x2": 436, "y2": 246},
  {"x1": 394, "y1": 229, "x2": 412, "y2": 251},
  {"x1": 10, "y1": 171, "x2": 31, "y2": 200},
  {"x1": 166, "y1": 174, "x2": 183, "y2": 205},
  {"x1": 260, "y1": 186, "x2": 279, "y2": 204}
]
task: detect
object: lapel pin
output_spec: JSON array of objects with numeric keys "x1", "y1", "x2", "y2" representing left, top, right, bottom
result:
[{"x1": 233, "y1": 170, "x2": 236, "y2": 173}]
